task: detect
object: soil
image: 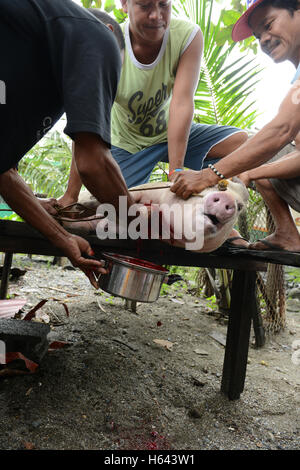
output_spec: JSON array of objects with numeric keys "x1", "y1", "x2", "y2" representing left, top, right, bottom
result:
[{"x1": 0, "y1": 255, "x2": 299, "y2": 451}]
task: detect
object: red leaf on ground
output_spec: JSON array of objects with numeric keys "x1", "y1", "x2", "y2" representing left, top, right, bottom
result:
[
  {"x1": 23, "y1": 299, "x2": 48, "y2": 321},
  {"x1": 48, "y1": 341, "x2": 71, "y2": 351}
]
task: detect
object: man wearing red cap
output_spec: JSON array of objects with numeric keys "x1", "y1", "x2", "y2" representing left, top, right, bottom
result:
[{"x1": 171, "y1": 0, "x2": 300, "y2": 253}]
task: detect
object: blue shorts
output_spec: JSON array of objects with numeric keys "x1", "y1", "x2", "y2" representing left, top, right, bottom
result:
[{"x1": 111, "y1": 123, "x2": 246, "y2": 188}]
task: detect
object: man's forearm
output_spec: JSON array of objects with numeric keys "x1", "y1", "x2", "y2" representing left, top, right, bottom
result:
[
  {"x1": 168, "y1": 101, "x2": 194, "y2": 172},
  {"x1": 65, "y1": 144, "x2": 82, "y2": 201},
  {"x1": 247, "y1": 150, "x2": 300, "y2": 181},
  {"x1": 0, "y1": 168, "x2": 111, "y2": 286},
  {"x1": 74, "y1": 133, "x2": 134, "y2": 214},
  {"x1": 0, "y1": 169, "x2": 73, "y2": 247},
  {"x1": 215, "y1": 113, "x2": 298, "y2": 179}
]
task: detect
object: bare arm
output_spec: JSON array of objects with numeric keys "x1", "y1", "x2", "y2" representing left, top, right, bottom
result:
[
  {"x1": 57, "y1": 142, "x2": 82, "y2": 207},
  {"x1": 73, "y1": 132, "x2": 134, "y2": 214},
  {"x1": 241, "y1": 149, "x2": 300, "y2": 184},
  {"x1": 168, "y1": 29, "x2": 203, "y2": 176},
  {"x1": 171, "y1": 80, "x2": 300, "y2": 198},
  {"x1": 0, "y1": 168, "x2": 105, "y2": 287}
]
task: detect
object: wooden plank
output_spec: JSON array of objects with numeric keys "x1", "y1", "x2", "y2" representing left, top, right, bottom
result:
[
  {"x1": 0, "y1": 220, "x2": 268, "y2": 272},
  {"x1": 221, "y1": 271, "x2": 256, "y2": 400},
  {"x1": 0, "y1": 219, "x2": 298, "y2": 270},
  {"x1": 0, "y1": 253, "x2": 13, "y2": 300}
]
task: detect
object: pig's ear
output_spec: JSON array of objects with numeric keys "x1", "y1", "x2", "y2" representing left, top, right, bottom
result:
[
  {"x1": 231, "y1": 176, "x2": 249, "y2": 203},
  {"x1": 231, "y1": 176, "x2": 242, "y2": 184}
]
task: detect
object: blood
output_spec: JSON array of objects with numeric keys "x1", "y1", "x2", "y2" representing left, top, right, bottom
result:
[
  {"x1": 107, "y1": 253, "x2": 168, "y2": 272},
  {"x1": 114, "y1": 428, "x2": 171, "y2": 450}
]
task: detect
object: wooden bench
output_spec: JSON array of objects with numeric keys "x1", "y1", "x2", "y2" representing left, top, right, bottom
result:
[{"x1": 1, "y1": 219, "x2": 299, "y2": 400}]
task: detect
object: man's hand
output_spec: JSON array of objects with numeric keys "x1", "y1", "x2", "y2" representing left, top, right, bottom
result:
[
  {"x1": 170, "y1": 168, "x2": 218, "y2": 199},
  {"x1": 0, "y1": 168, "x2": 107, "y2": 289},
  {"x1": 168, "y1": 171, "x2": 181, "y2": 183},
  {"x1": 237, "y1": 171, "x2": 251, "y2": 187},
  {"x1": 61, "y1": 234, "x2": 107, "y2": 288},
  {"x1": 37, "y1": 197, "x2": 61, "y2": 216}
]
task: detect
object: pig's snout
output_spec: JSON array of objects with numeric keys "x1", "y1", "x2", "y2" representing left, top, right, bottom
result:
[{"x1": 204, "y1": 192, "x2": 236, "y2": 223}]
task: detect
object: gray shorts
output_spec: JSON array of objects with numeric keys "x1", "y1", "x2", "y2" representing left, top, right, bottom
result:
[{"x1": 270, "y1": 177, "x2": 300, "y2": 212}]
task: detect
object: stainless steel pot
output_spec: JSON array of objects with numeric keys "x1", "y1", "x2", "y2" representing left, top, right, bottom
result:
[{"x1": 97, "y1": 252, "x2": 168, "y2": 303}]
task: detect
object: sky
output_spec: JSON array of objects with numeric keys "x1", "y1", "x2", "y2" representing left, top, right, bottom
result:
[
  {"x1": 68, "y1": 0, "x2": 296, "y2": 131},
  {"x1": 253, "y1": 51, "x2": 295, "y2": 129}
]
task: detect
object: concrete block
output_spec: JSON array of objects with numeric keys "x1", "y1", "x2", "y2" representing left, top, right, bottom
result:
[{"x1": 0, "y1": 319, "x2": 50, "y2": 364}]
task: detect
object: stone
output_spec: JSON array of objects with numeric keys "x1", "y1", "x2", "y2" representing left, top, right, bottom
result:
[
  {"x1": 193, "y1": 348, "x2": 209, "y2": 356},
  {"x1": 287, "y1": 287, "x2": 300, "y2": 300},
  {"x1": 0, "y1": 318, "x2": 50, "y2": 364},
  {"x1": 188, "y1": 404, "x2": 205, "y2": 419}
]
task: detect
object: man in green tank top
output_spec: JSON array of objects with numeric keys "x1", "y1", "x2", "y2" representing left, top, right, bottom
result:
[{"x1": 60, "y1": 1, "x2": 248, "y2": 245}]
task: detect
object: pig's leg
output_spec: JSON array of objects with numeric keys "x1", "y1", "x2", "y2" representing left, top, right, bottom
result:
[
  {"x1": 60, "y1": 219, "x2": 98, "y2": 235},
  {"x1": 249, "y1": 179, "x2": 300, "y2": 252},
  {"x1": 57, "y1": 147, "x2": 82, "y2": 208}
]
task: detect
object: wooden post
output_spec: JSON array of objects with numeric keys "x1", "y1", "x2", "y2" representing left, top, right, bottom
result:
[
  {"x1": 0, "y1": 252, "x2": 13, "y2": 299},
  {"x1": 221, "y1": 270, "x2": 256, "y2": 400}
]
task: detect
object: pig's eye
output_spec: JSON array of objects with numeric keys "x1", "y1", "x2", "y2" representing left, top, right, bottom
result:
[{"x1": 237, "y1": 203, "x2": 243, "y2": 211}]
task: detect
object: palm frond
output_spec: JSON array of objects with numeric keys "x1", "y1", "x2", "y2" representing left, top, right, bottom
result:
[
  {"x1": 18, "y1": 131, "x2": 72, "y2": 198},
  {"x1": 173, "y1": 0, "x2": 262, "y2": 128}
]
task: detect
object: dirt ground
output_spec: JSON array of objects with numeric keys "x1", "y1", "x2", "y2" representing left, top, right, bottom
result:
[{"x1": 0, "y1": 255, "x2": 299, "y2": 451}]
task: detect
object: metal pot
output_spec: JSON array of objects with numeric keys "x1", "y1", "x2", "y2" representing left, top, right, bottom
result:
[{"x1": 97, "y1": 252, "x2": 168, "y2": 303}]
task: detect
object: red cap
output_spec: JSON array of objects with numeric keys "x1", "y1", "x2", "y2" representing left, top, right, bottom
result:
[{"x1": 232, "y1": 0, "x2": 266, "y2": 42}]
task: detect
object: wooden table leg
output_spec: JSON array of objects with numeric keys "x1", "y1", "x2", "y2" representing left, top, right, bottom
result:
[
  {"x1": 221, "y1": 270, "x2": 256, "y2": 400},
  {"x1": 0, "y1": 252, "x2": 13, "y2": 299},
  {"x1": 252, "y1": 292, "x2": 265, "y2": 348}
]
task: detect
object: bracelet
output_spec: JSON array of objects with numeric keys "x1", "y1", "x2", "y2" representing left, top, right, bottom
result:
[
  {"x1": 168, "y1": 168, "x2": 183, "y2": 179},
  {"x1": 208, "y1": 163, "x2": 225, "y2": 180}
]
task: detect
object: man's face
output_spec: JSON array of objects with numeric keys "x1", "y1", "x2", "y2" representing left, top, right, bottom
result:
[
  {"x1": 121, "y1": 0, "x2": 172, "y2": 45},
  {"x1": 249, "y1": 5, "x2": 300, "y2": 65}
]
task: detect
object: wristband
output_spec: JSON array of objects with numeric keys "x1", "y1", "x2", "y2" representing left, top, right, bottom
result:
[
  {"x1": 168, "y1": 168, "x2": 183, "y2": 179},
  {"x1": 208, "y1": 163, "x2": 225, "y2": 180}
]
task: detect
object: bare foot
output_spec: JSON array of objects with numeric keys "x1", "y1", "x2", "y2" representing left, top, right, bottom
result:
[
  {"x1": 61, "y1": 219, "x2": 98, "y2": 234},
  {"x1": 226, "y1": 228, "x2": 249, "y2": 248},
  {"x1": 57, "y1": 193, "x2": 78, "y2": 209},
  {"x1": 249, "y1": 233, "x2": 300, "y2": 252}
]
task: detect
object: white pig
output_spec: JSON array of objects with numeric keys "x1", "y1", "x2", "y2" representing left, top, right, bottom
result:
[{"x1": 62, "y1": 177, "x2": 248, "y2": 253}]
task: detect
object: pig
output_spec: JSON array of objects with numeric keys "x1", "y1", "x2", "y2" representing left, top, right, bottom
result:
[
  {"x1": 60, "y1": 177, "x2": 248, "y2": 252},
  {"x1": 127, "y1": 177, "x2": 248, "y2": 252}
]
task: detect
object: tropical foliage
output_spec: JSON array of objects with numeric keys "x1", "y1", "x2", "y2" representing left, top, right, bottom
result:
[
  {"x1": 172, "y1": 0, "x2": 261, "y2": 128},
  {"x1": 14, "y1": 0, "x2": 261, "y2": 196},
  {"x1": 18, "y1": 131, "x2": 72, "y2": 198}
]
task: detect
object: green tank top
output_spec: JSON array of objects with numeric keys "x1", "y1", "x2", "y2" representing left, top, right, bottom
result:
[{"x1": 111, "y1": 18, "x2": 200, "y2": 153}]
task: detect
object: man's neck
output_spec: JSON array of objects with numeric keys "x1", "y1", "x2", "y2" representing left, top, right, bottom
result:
[{"x1": 129, "y1": 30, "x2": 164, "y2": 64}]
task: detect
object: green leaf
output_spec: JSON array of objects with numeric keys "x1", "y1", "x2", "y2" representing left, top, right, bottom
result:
[
  {"x1": 81, "y1": 0, "x2": 94, "y2": 8},
  {"x1": 215, "y1": 26, "x2": 232, "y2": 46},
  {"x1": 113, "y1": 8, "x2": 127, "y2": 23},
  {"x1": 221, "y1": 9, "x2": 240, "y2": 26},
  {"x1": 18, "y1": 131, "x2": 72, "y2": 198},
  {"x1": 104, "y1": 0, "x2": 115, "y2": 13}
]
